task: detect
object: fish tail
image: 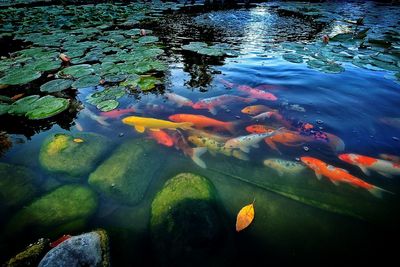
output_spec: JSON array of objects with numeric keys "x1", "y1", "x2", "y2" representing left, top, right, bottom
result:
[
  {"x1": 232, "y1": 150, "x2": 250, "y2": 161},
  {"x1": 179, "y1": 122, "x2": 194, "y2": 130},
  {"x1": 96, "y1": 116, "x2": 110, "y2": 126},
  {"x1": 225, "y1": 122, "x2": 237, "y2": 134},
  {"x1": 326, "y1": 133, "x2": 345, "y2": 152},
  {"x1": 191, "y1": 147, "x2": 207, "y2": 169},
  {"x1": 368, "y1": 186, "x2": 395, "y2": 198}
]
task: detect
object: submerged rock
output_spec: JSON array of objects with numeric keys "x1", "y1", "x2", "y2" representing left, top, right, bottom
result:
[
  {"x1": 7, "y1": 185, "x2": 97, "y2": 234},
  {"x1": 0, "y1": 162, "x2": 39, "y2": 208},
  {"x1": 39, "y1": 133, "x2": 110, "y2": 179},
  {"x1": 150, "y1": 173, "x2": 227, "y2": 266},
  {"x1": 38, "y1": 230, "x2": 109, "y2": 267},
  {"x1": 88, "y1": 139, "x2": 164, "y2": 205},
  {"x1": 4, "y1": 238, "x2": 50, "y2": 267}
]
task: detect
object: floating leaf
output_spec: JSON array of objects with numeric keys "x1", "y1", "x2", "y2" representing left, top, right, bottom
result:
[
  {"x1": 236, "y1": 201, "x2": 255, "y2": 232},
  {"x1": 32, "y1": 60, "x2": 61, "y2": 72},
  {"x1": 40, "y1": 79, "x2": 73, "y2": 93},
  {"x1": 104, "y1": 74, "x2": 127, "y2": 83},
  {"x1": 0, "y1": 103, "x2": 10, "y2": 115},
  {"x1": 86, "y1": 86, "x2": 126, "y2": 105},
  {"x1": 58, "y1": 64, "x2": 94, "y2": 79},
  {"x1": 96, "y1": 99, "x2": 119, "y2": 112},
  {"x1": 8, "y1": 95, "x2": 41, "y2": 115},
  {"x1": 138, "y1": 36, "x2": 159, "y2": 44},
  {"x1": 0, "y1": 69, "x2": 41, "y2": 85},
  {"x1": 71, "y1": 75, "x2": 101, "y2": 89},
  {"x1": 282, "y1": 53, "x2": 304, "y2": 63}
]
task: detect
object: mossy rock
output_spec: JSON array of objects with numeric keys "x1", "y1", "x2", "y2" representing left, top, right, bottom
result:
[
  {"x1": 88, "y1": 139, "x2": 164, "y2": 205},
  {"x1": 0, "y1": 162, "x2": 40, "y2": 208},
  {"x1": 38, "y1": 229, "x2": 109, "y2": 267},
  {"x1": 7, "y1": 185, "x2": 98, "y2": 234},
  {"x1": 150, "y1": 173, "x2": 226, "y2": 266},
  {"x1": 4, "y1": 238, "x2": 50, "y2": 267},
  {"x1": 39, "y1": 133, "x2": 110, "y2": 178}
]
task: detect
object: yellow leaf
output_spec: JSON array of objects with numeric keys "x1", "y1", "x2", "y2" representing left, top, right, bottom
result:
[
  {"x1": 73, "y1": 138, "x2": 84, "y2": 143},
  {"x1": 235, "y1": 201, "x2": 255, "y2": 232}
]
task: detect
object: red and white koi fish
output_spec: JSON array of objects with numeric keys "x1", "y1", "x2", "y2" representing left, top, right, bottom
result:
[
  {"x1": 192, "y1": 94, "x2": 255, "y2": 115},
  {"x1": 301, "y1": 156, "x2": 389, "y2": 198},
  {"x1": 238, "y1": 85, "x2": 277, "y2": 101},
  {"x1": 379, "y1": 154, "x2": 400, "y2": 164},
  {"x1": 100, "y1": 108, "x2": 135, "y2": 119},
  {"x1": 171, "y1": 131, "x2": 207, "y2": 168},
  {"x1": 339, "y1": 153, "x2": 400, "y2": 178},
  {"x1": 165, "y1": 93, "x2": 193, "y2": 107},
  {"x1": 224, "y1": 128, "x2": 281, "y2": 153}
]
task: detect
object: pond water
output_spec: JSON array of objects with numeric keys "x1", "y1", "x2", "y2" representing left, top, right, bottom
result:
[{"x1": 0, "y1": 1, "x2": 400, "y2": 266}]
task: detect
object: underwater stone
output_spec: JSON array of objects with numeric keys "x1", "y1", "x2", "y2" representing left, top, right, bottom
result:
[
  {"x1": 5, "y1": 238, "x2": 50, "y2": 267},
  {"x1": 88, "y1": 139, "x2": 164, "y2": 205},
  {"x1": 7, "y1": 185, "x2": 97, "y2": 234},
  {"x1": 150, "y1": 173, "x2": 226, "y2": 266},
  {"x1": 0, "y1": 162, "x2": 39, "y2": 208},
  {"x1": 39, "y1": 132, "x2": 110, "y2": 178},
  {"x1": 38, "y1": 229, "x2": 109, "y2": 267}
]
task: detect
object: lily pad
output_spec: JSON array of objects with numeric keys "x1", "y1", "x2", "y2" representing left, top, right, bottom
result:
[
  {"x1": 58, "y1": 64, "x2": 94, "y2": 79},
  {"x1": 32, "y1": 60, "x2": 61, "y2": 72},
  {"x1": 72, "y1": 75, "x2": 101, "y2": 89},
  {"x1": 96, "y1": 99, "x2": 119, "y2": 112},
  {"x1": 8, "y1": 95, "x2": 41, "y2": 116},
  {"x1": 104, "y1": 74, "x2": 127, "y2": 83},
  {"x1": 40, "y1": 79, "x2": 73, "y2": 93},
  {"x1": 282, "y1": 53, "x2": 304, "y2": 63},
  {"x1": 0, "y1": 103, "x2": 10, "y2": 115},
  {"x1": 138, "y1": 36, "x2": 159, "y2": 44},
  {"x1": 0, "y1": 69, "x2": 41, "y2": 86},
  {"x1": 131, "y1": 76, "x2": 161, "y2": 91},
  {"x1": 86, "y1": 86, "x2": 126, "y2": 106}
]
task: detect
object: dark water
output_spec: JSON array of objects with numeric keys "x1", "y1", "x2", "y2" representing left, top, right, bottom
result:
[{"x1": 1, "y1": 1, "x2": 400, "y2": 266}]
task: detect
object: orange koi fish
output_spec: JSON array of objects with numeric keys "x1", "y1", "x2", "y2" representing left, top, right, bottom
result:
[
  {"x1": 148, "y1": 130, "x2": 174, "y2": 147},
  {"x1": 169, "y1": 114, "x2": 235, "y2": 133},
  {"x1": 171, "y1": 131, "x2": 207, "y2": 168},
  {"x1": 11, "y1": 93, "x2": 25, "y2": 101},
  {"x1": 339, "y1": 153, "x2": 400, "y2": 178},
  {"x1": 300, "y1": 157, "x2": 388, "y2": 198},
  {"x1": 192, "y1": 94, "x2": 255, "y2": 115},
  {"x1": 241, "y1": 105, "x2": 276, "y2": 115},
  {"x1": 238, "y1": 85, "x2": 277, "y2": 101},
  {"x1": 50, "y1": 234, "x2": 71, "y2": 248},
  {"x1": 100, "y1": 108, "x2": 135, "y2": 118}
]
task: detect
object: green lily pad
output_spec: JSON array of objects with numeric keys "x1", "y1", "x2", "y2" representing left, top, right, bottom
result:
[
  {"x1": 86, "y1": 86, "x2": 126, "y2": 106},
  {"x1": 182, "y1": 42, "x2": 231, "y2": 57},
  {"x1": 32, "y1": 60, "x2": 61, "y2": 72},
  {"x1": 40, "y1": 79, "x2": 73, "y2": 93},
  {"x1": 104, "y1": 74, "x2": 127, "y2": 83},
  {"x1": 96, "y1": 99, "x2": 119, "y2": 112},
  {"x1": 71, "y1": 75, "x2": 101, "y2": 89},
  {"x1": 282, "y1": 53, "x2": 304, "y2": 63},
  {"x1": 0, "y1": 103, "x2": 10, "y2": 115},
  {"x1": 307, "y1": 60, "x2": 344, "y2": 74},
  {"x1": 0, "y1": 69, "x2": 41, "y2": 86},
  {"x1": 131, "y1": 76, "x2": 161, "y2": 91},
  {"x1": 8, "y1": 95, "x2": 41, "y2": 116},
  {"x1": 182, "y1": 42, "x2": 207, "y2": 52},
  {"x1": 137, "y1": 36, "x2": 159, "y2": 44},
  {"x1": 58, "y1": 64, "x2": 94, "y2": 79},
  {"x1": 25, "y1": 96, "x2": 70, "y2": 120}
]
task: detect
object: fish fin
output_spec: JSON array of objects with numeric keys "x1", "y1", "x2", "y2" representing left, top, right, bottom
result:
[
  {"x1": 265, "y1": 139, "x2": 282, "y2": 154},
  {"x1": 232, "y1": 150, "x2": 250, "y2": 161},
  {"x1": 191, "y1": 147, "x2": 207, "y2": 169},
  {"x1": 251, "y1": 143, "x2": 260, "y2": 148},
  {"x1": 368, "y1": 186, "x2": 394, "y2": 198},
  {"x1": 149, "y1": 128, "x2": 160, "y2": 132},
  {"x1": 339, "y1": 168, "x2": 349, "y2": 173},
  {"x1": 96, "y1": 117, "x2": 110, "y2": 126},
  {"x1": 377, "y1": 171, "x2": 393, "y2": 178},
  {"x1": 225, "y1": 122, "x2": 237, "y2": 134},
  {"x1": 209, "y1": 107, "x2": 218, "y2": 115},
  {"x1": 134, "y1": 125, "x2": 146, "y2": 133},
  {"x1": 326, "y1": 133, "x2": 345, "y2": 152},
  {"x1": 330, "y1": 179, "x2": 340, "y2": 186},
  {"x1": 358, "y1": 165, "x2": 370, "y2": 176},
  {"x1": 284, "y1": 142, "x2": 304, "y2": 147},
  {"x1": 179, "y1": 122, "x2": 193, "y2": 130},
  {"x1": 239, "y1": 146, "x2": 250, "y2": 153},
  {"x1": 315, "y1": 172, "x2": 322, "y2": 180}
]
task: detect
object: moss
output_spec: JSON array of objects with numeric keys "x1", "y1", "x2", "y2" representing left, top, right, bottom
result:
[
  {"x1": 0, "y1": 162, "x2": 39, "y2": 208},
  {"x1": 39, "y1": 132, "x2": 110, "y2": 178},
  {"x1": 88, "y1": 139, "x2": 164, "y2": 205},
  {"x1": 5, "y1": 238, "x2": 50, "y2": 267},
  {"x1": 96, "y1": 229, "x2": 110, "y2": 267},
  {"x1": 7, "y1": 185, "x2": 98, "y2": 234}
]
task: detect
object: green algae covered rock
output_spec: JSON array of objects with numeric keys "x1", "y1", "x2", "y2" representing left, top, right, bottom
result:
[
  {"x1": 7, "y1": 185, "x2": 98, "y2": 234},
  {"x1": 0, "y1": 162, "x2": 40, "y2": 208},
  {"x1": 88, "y1": 139, "x2": 164, "y2": 205},
  {"x1": 150, "y1": 173, "x2": 226, "y2": 266},
  {"x1": 4, "y1": 238, "x2": 50, "y2": 267},
  {"x1": 39, "y1": 133, "x2": 110, "y2": 178}
]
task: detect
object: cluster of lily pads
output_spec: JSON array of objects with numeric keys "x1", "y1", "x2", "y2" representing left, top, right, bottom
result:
[
  {"x1": 0, "y1": 2, "x2": 176, "y2": 118},
  {"x1": 182, "y1": 41, "x2": 238, "y2": 57}
]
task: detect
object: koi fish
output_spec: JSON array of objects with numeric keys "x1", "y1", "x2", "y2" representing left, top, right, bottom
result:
[
  {"x1": 81, "y1": 109, "x2": 110, "y2": 126},
  {"x1": 188, "y1": 135, "x2": 249, "y2": 161},
  {"x1": 339, "y1": 153, "x2": 400, "y2": 178},
  {"x1": 59, "y1": 53, "x2": 70, "y2": 63},
  {"x1": 186, "y1": 128, "x2": 230, "y2": 143},
  {"x1": 11, "y1": 93, "x2": 25, "y2": 101},
  {"x1": 263, "y1": 158, "x2": 306, "y2": 176},
  {"x1": 169, "y1": 114, "x2": 235, "y2": 133},
  {"x1": 100, "y1": 108, "x2": 135, "y2": 118},
  {"x1": 379, "y1": 154, "x2": 400, "y2": 164},
  {"x1": 165, "y1": 93, "x2": 193, "y2": 107},
  {"x1": 122, "y1": 116, "x2": 193, "y2": 133},
  {"x1": 75, "y1": 121, "x2": 84, "y2": 131},
  {"x1": 255, "y1": 84, "x2": 285, "y2": 91},
  {"x1": 219, "y1": 78, "x2": 235, "y2": 89},
  {"x1": 224, "y1": 128, "x2": 281, "y2": 153},
  {"x1": 241, "y1": 105, "x2": 276, "y2": 115},
  {"x1": 300, "y1": 156, "x2": 388, "y2": 198},
  {"x1": 148, "y1": 130, "x2": 174, "y2": 147},
  {"x1": 171, "y1": 131, "x2": 207, "y2": 168},
  {"x1": 50, "y1": 234, "x2": 71, "y2": 248},
  {"x1": 238, "y1": 85, "x2": 277, "y2": 101},
  {"x1": 192, "y1": 94, "x2": 255, "y2": 115},
  {"x1": 251, "y1": 111, "x2": 274, "y2": 120}
]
